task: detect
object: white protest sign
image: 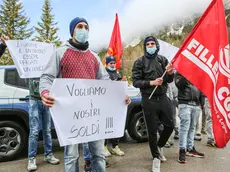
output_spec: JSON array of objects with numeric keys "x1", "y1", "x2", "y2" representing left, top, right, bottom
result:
[
  {"x1": 50, "y1": 79, "x2": 128, "y2": 146},
  {"x1": 158, "y1": 39, "x2": 179, "y2": 61},
  {"x1": 6, "y1": 40, "x2": 55, "y2": 78}
]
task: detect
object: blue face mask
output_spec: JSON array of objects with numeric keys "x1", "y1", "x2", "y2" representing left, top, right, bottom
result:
[
  {"x1": 75, "y1": 29, "x2": 89, "y2": 43},
  {"x1": 108, "y1": 67, "x2": 116, "y2": 71},
  {"x1": 146, "y1": 47, "x2": 157, "y2": 55}
]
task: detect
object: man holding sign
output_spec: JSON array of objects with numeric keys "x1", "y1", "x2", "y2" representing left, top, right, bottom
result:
[
  {"x1": 39, "y1": 17, "x2": 130, "y2": 172},
  {"x1": 0, "y1": 34, "x2": 9, "y2": 57}
]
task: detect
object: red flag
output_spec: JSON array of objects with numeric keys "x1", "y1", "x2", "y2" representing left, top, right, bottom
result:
[
  {"x1": 106, "y1": 13, "x2": 122, "y2": 69},
  {"x1": 172, "y1": 0, "x2": 230, "y2": 148}
]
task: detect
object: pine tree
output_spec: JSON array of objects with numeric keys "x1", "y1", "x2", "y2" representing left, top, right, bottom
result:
[
  {"x1": 0, "y1": 0, "x2": 33, "y2": 65},
  {"x1": 0, "y1": 0, "x2": 33, "y2": 39},
  {"x1": 35, "y1": 0, "x2": 61, "y2": 46}
]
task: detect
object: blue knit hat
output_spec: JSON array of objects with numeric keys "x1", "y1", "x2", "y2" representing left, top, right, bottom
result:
[
  {"x1": 145, "y1": 37, "x2": 155, "y2": 44},
  {"x1": 106, "y1": 56, "x2": 116, "y2": 64},
  {"x1": 144, "y1": 36, "x2": 160, "y2": 54},
  {"x1": 69, "y1": 17, "x2": 88, "y2": 37}
]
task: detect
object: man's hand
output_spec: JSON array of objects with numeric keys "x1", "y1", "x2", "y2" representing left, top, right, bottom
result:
[
  {"x1": 166, "y1": 63, "x2": 174, "y2": 75},
  {"x1": 121, "y1": 76, "x2": 127, "y2": 81},
  {"x1": 0, "y1": 34, "x2": 9, "y2": 45},
  {"x1": 42, "y1": 93, "x2": 55, "y2": 107},
  {"x1": 150, "y1": 78, "x2": 163, "y2": 86},
  {"x1": 125, "y1": 95, "x2": 131, "y2": 105}
]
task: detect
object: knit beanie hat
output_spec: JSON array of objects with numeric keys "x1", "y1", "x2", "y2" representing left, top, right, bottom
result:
[
  {"x1": 106, "y1": 56, "x2": 116, "y2": 64},
  {"x1": 145, "y1": 37, "x2": 155, "y2": 45},
  {"x1": 69, "y1": 17, "x2": 88, "y2": 37}
]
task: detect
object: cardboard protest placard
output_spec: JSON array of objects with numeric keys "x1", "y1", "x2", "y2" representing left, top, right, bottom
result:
[
  {"x1": 50, "y1": 79, "x2": 128, "y2": 146},
  {"x1": 6, "y1": 40, "x2": 55, "y2": 78}
]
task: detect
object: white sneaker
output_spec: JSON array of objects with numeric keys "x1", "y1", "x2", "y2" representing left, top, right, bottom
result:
[
  {"x1": 104, "y1": 146, "x2": 112, "y2": 157},
  {"x1": 152, "y1": 158, "x2": 160, "y2": 172},
  {"x1": 111, "y1": 146, "x2": 125, "y2": 156},
  {"x1": 158, "y1": 147, "x2": 167, "y2": 162},
  {"x1": 44, "y1": 153, "x2": 60, "y2": 165},
  {"x1": 28, "y1": 157, "x2": 37, "y2": 171}
]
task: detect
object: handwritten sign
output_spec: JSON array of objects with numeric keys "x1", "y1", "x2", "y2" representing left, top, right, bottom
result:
[
  {"x1": 158, "y1": 39, "x2": 179, "y2": 61},
  {"x1": 6, "y1": 40, "x2": 55, "y2": 78},
  {"x1": 50, "y1": 79, "x2": 128, "y2": 146}
]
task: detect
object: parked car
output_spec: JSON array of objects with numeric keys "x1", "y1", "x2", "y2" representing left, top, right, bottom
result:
[
  {"x1": 0, "y1": 65, "x2": 147, "y2": 161},
  {"x1": 126, "y1": 87, "x2": 148, "y2": 143},
  {"x1": 0, "y1": 65, "x2": 30, "y2": 162}
]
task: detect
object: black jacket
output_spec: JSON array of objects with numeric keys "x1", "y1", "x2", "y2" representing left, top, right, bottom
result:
[
  {"x1": 106, "y1": 68, "x2": 122, "y2": 81},
  {"x1": 175, "y1": 72, "x2": 202, "y2": 105},
  {"x1": 132, "y1": 36, "x2": 174, "y2": 97},
  {"x1": 0, "y1": 43, "x2": 6, "y2": 57}
]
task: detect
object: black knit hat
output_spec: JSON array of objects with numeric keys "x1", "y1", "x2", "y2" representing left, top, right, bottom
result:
[{"x1": 106, "y1": 56, "x2": 116, "y2": 64}]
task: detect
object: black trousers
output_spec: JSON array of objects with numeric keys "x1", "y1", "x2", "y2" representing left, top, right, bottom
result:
[
  {"x1": 142, "y1": 94, "x2": 174, "y2": 159},
  {"x1": 104, "y1": 139, "x2": 119, "y2": 148}
]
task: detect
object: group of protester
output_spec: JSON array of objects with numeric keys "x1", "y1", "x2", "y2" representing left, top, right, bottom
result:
[
  {"x1": 0, "y1": 16, "x2": 216, "y2": 172},
  {"x1": 131, "y1": 36, "x2": 216, "y2": 172}
]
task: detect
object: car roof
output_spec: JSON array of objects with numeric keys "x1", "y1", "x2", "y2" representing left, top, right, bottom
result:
[{"x1": 0, "y1": 65, "x2": 16, "y2": 70}]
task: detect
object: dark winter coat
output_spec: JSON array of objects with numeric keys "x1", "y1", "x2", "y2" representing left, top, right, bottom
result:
[
  {"x1": 175, "y1": 72, "x2": 202, "y2": 106},
  {"x1": 132, "y1": 36, "x2": 174, "y2": 97},
  {"x1": 0, "y1": 43, "x2": 6, "y2": 57},
  {"x1": 106, "y1": 68, "x2": 122, "y2": 81}
]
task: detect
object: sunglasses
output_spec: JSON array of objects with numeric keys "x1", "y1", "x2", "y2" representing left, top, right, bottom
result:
[
  {"x1": 146, "y1": 42, "x2": 156, "y2": 46},
  {"x1": 77, "y1": 24, "x2": 89, "y2": 30}
]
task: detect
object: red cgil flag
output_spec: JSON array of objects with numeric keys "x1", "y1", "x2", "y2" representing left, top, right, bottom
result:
[
  {"x1": 172, "y1": 0, "x2": 230, "y2": 148},
  {"x1": 106, "y1": 13, "x2": 122, "y2": 69}
]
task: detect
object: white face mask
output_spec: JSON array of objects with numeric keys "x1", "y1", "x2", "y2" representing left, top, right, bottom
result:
[
  {"x1": 108, "y1": 66, "x2": 116, "y2": 71},
  {"x1": 75, "y1": 29, "x2": 89, "y2": 43},
  {"x1": 146, "y1": 47, "x2": 157, "y2": 55}
]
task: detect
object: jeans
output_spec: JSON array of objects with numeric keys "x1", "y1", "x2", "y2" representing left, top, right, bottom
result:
[
  {"x1": 64, "y1": 140, "x2": 105, "y2": 172},
  {"x1": 28, "y1": 99, "x2": 52, "y2": 158},
  {"x1": 83, "y1": 143, "x2": 91, "y2": 161},
  {"x1": 178, "y1": 104, "x2": 200, "y2": 150},
  {"x1": 196, "y1": 111, "x2": 202, "y2": 134},
  {"x1": 201, "y1": 107, "x2": 206, "y2": 131},
  {"x1": 142, "y1": 95, "x2": 174, "y2": 158},
  {"x1": 171, "y1": 99, "x2": 179, "y2": 133},
  {"x1": 204, "y1": 98, "x2": 214, "y2": 140}
]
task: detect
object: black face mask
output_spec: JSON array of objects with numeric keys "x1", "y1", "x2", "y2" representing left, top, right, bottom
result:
[{"x1": 69, "y1": 39, "x2": 89, "y2": 51}]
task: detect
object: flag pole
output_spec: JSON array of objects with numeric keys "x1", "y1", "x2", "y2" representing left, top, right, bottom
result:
[
  {"x1": 148, "y1": 70, "x2": 167, "y2": 99},
  {"x1": 121, "y1": 56, "x2": 125, "y2": 76}
]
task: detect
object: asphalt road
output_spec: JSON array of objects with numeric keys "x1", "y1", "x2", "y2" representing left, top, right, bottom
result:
[{"x1": 0, "y1": 136, "x2": 229, "y2": 172}]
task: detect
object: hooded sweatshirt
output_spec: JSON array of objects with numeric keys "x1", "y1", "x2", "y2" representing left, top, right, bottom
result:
[
  {"x1": 39, "y1": 40, "x2": 110, "y2": 95},
  {"x1": 132, "y1": 36, "x2": 174, "y2": 97}
]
